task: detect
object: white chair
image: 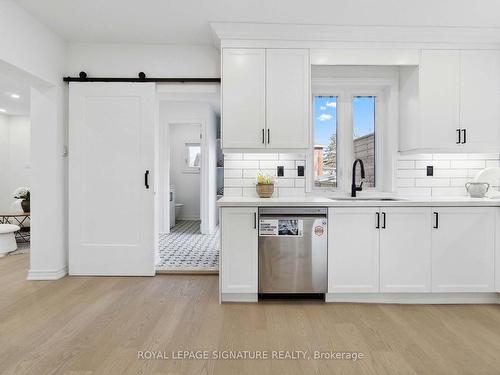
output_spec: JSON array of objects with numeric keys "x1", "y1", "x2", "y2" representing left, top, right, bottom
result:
[{"x1": 0, "y1": 224, "x2": 20, "y2": 257}]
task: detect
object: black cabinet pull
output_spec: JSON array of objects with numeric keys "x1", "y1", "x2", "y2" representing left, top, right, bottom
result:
[
  {"x1": 267, "y1": 129, "x2": 270, "y2": 144},
  {"x1": 375, "y1": 212, "x2": 380, "y2": 229},
  {"x1": 382, "y1": 212, "x2": 386, "y2": 229},
  {"x1": 144, "y1": 170, "x2": 150, "y2": 189},
  {"x1": 433, "y1": 212, "x2": 439, "y2": 229},
  {"x1": 456, "y1": 129, "x2": 461, "y2": 144},
  {"x1": 461, "y1": 129, "x2": 466, "y2": 144},
  {"x1": 253, "y1": 212, "x2": 257, "y2": 229},
  {"x1": 262, "y1": 129, "x2": 265, "y2": 144}
]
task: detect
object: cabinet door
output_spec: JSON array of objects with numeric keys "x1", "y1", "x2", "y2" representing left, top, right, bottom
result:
[
  {"x1": 380, "y1": 207, "x2": 432, "y2": 292},
  {"x1": 460, "y1": 50, "x2": 500, "y2": 151},
  {"x1": 328, "y1": 207, "x2": 380, "y2": 293},
  {"x1": 266, "y1": 49, "x2": 309, "y2": 149},
  {"x1": 221, "y1": 207, "x2": 258, "y2": 294},
  {"x1": 419, "y1": 50, "x2": 460, "y2": 149},
  {"x1": 432, "y1": 207, "x2": 495, "y2": 292},
  {"x1": 222, "y1": 49, "x2": 266, "y2": 149}
]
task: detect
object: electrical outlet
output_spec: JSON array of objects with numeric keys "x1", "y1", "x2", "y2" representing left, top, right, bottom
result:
[
  {"x1": 297, "y1": 165, "x2": 305, "y2": 177},
  {"x1": 427, "y1": 166, "x2": 434, "y2": 176},
  {"x1": 277, "y1": 166, "x2": 284, "y2": 177}
]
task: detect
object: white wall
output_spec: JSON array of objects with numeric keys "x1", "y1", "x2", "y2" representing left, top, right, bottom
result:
[
  {"x1": 67, "y1": 43, "x2": 220, "y2": 78},
  {"x1": 170, "y1": 123, "x2": 201, "y2": 220},
  {"x1": 0, "y1": 115, "x2": 31, "y2": 212},
  {"x1": 0, "y1": 1, "x2": 67, "y2": 280}
]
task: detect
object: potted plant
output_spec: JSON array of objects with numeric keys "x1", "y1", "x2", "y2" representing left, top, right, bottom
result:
[
  {"x1": 256, "y1": 173, "x2": 275, "y2": 198},
  {"x1": 13, "y1": 187, "x2": 30, "y2": 213}
]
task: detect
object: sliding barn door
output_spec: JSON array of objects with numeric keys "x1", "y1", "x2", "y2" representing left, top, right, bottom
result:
[{"x1": 69, "y1": 83, "x2": 156, "y2": 276}]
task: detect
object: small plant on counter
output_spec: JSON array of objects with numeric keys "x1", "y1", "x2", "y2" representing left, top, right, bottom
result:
[{"x1": 256, "y1": 173, "x2": 275, "y2": 198}]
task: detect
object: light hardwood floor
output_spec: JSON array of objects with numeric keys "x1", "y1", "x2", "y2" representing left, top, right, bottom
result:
[{"x1": 2, "y1": 254, "x2": 500, "y2": 375}]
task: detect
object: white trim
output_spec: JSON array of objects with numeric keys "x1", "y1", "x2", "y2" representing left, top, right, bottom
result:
[
  {"x1": 326, "y1": 292, "x2": 500, "y2": 304},
  {"x1": 211, "y1": 23, "x2": 500, "y2": 49},
  {"x1": 27, "y1": 266, "x2": 68, "y2": 280},
  {"x1": 221, "y1": 293, "x2": 258, "y2": 302}
]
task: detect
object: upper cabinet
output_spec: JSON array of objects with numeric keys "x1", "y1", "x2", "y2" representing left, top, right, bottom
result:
[
  {"x1": 222, "y1": 49, "x2": 266, "y2": 149},
  {"x1": 222, "y1": 48, "x2": 310, "y2": 150},
  {"x1": 399, "y1": 49, "x2": 500, "y2": 152}
]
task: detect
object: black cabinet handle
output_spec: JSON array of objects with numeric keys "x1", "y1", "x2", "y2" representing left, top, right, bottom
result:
[
  {"x1": 461, "y1": 129, "x2": 466, "y2": 144},
  {"x1": 262, "y1": 129, "x2": 265, "y2": 144},
  {"x1": 456, "y1": 129, "x2": 461, "y2": 144},
  {"x1": 382, "y1": 212, "x2": 386, "y2": 229},
  {"x1": 144, "y1": 170, "x2": 150, "y2": 189},
  {"x1": 267, "y1": 129, "x2": 270, "y2": 144},
  {"x1": 253, "y1": 212, "x2": 257, "y2": 229},
  {"x1": 375, "y1": 212, "x2": 380, "y2": 229},
  {"x1": 433, "y1": 212, "x2": 439, "y2": 229}
]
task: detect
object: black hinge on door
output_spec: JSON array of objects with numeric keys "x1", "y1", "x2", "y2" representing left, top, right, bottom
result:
[
  {"x1": 461, "y1": 129, "x2": 467, "y2": 144},
  {"x1": 456, "y1": 129, "x2": 461, "y2": 144},
  {"x1": 433, "y1": 212, "x2": 439, "y2": 229},
  {"x1": 144, "y1": 170, "x2": 150, "y2": 189}
]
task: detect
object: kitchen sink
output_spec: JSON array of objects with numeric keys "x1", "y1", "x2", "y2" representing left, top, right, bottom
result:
[{"x1": 328, "y1": 197, "x2": 404, "y2": 201}]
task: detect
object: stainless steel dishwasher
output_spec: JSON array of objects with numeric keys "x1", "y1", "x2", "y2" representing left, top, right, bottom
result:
[{"x1": 258, "y1": 207, "x2": 328, "y2": 297}]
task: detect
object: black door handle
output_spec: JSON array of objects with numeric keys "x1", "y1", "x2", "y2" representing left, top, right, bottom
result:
[
  {"x1": 461, "y1": 129, "x2": 466, "y2": 144},
  {"x1": 375, "y1": 212, "x2": 380, "y2": 229},
  {"x1": 382, "y1": 212, "x2": 386, "y2": 229},
  {"x1": 145, "y1": 170, "x2": 150, "y2": 189},
  {"x1": 267, "y1": 129, "x2": 270, "y2": 144},
  {"x1": 433, "y1": 212, "x2": 439, "y2": 229},
  {"x1": 456, "y1": 129, "x2": 461, "y2": 144},
  {"x1": 253, "y1": 212, "x2": 257, "y2": 229},
  {"x1": 262, "y1": 129, "x2": 265, "y2": 144}
]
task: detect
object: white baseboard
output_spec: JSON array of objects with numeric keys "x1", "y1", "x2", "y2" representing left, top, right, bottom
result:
[
  {"x1": 325, "y1": 292, "x2": 500, "y2": 304},
  {"x1": 178, "y1": 216, "x2": 200, "y2": 221},
  {"x1": 221, "y1": 293, "x2": 258, "y2": 302},
  {"x1": 27, "y1": 266, "x2": 68, "y2": 280}
]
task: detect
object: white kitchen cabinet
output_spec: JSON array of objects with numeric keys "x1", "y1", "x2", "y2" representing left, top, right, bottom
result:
[
  {"x1": 222, "y1": 49, "x2": 266, "y2": 149},
  {"x1": 431, "y1": 207, "x2": 495, "y2": 292},
  {"x1": 328, "y1": 207, "x2": 380, "y2": 293},
  {"x1": 400, "y1": 49, "x2": 500, "y2": 152},
  {"x1": 379, "y1": 207, "x2": 432, "y2": 292},
  {"x1": 459, "y1": 50, "x2": 500, "y2": 151},
  {"x1": 222, "y1": 48, "x2": 309, "y2": 151},
  {"x1": 266, "y1": 49, "x2": 309, "y2": 149},
  {"x1": 220, "y1": 207, "x2": 258, "y2": 295}
]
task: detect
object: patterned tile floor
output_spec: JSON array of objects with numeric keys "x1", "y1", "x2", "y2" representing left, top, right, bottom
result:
[{"x1": 156, "y1": 220, "x2": 219, "y2": 272}]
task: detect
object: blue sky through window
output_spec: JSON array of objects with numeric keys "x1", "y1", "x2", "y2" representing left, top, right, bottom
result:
[{"x1": 314, "y1": 96, "x2": 375, "y2": 146}]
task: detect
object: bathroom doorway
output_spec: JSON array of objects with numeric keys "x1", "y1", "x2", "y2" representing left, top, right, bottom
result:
[{"x1": 156, "y1": 84, "x2": 221, "y2": 273}]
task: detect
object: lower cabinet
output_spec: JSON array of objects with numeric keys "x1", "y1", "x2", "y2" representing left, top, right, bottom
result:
[
  {"x1": 328, "y1": 207, "x2": 380, "y2": 293},
  {"x1": 379, "y1": 207, "x2": 432, "y2": 292},
  {"x1": 220, "y1": 207, "x2": 258, "y2": 294},
  {"x1": 431, "y1": 207, "x2": 495, "y2": 292}
]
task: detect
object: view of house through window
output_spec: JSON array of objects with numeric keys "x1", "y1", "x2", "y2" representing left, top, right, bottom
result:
[
  {"x1": 313, "y1": 96, "x2": 337, "y2": 187},
  {"x1": 352, "y1": 96, "x2": 376, "y2": 187}
]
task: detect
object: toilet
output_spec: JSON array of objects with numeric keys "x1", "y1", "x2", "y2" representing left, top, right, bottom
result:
[
  {"x1": 175, "y1": 203, "x2": 184, "y2": 222},
  {"x1": 0, "y1": 224, "x2": 20, "y2": 257}
]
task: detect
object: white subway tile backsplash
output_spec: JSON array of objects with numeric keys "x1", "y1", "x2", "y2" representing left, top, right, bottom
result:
[
  {"x1": 243, "y1": 153, "x2": 278, "y2": 160},
  {"x1": 224, "y1": 153, "x2": 243, "y2": 160},
  {"x1": 224, "y1": 153, "x2": 306, "y2": 197},
  {"x1": 397, "y1": 153, "x2": 500, "y2": 197},
  {"x1": 449, "y1": 160, "x2": 485, "y2": 169},
  {"x1": 225, "y1": 160, "x2": 259, "y2": 169},
  {"x1": 415, "y1": 160, "x2": 450, "y2": 169}
]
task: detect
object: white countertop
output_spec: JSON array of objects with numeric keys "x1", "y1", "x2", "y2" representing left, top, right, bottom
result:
[{"x1": 217, "y1": 195, "x2": 500, "y2": 207}]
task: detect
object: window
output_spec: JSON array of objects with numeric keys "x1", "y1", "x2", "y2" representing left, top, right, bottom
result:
[
  {"x1": 312, "y1": 91, "x2": 380, "y2": 192},
  {"x1": 352, "y1": 96, "x2": 376, "y2": 188},
  {"x1": 185, "y1": 143, "x2": 201, "y2": 173},
  {"x1": 313, "y1": 96, "x2": 338, "y2": 187}
]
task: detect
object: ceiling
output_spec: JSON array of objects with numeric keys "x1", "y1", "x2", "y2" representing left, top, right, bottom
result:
[
  {"x1": 0, "y1": 73, "x2": 30, "y2": 116},
  {"x1": 15, "y1": 0, "x2": 500, "y2": 45}
]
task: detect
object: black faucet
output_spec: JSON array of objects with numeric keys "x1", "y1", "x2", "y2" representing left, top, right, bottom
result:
[{"x1": 351, "y1": 159, "x2": 365, "y2": 197}]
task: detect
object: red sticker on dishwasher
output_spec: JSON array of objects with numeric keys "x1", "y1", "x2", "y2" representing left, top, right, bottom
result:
[{"x1": 314, "y1": 226, "x2": 324, "y2": 236}]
